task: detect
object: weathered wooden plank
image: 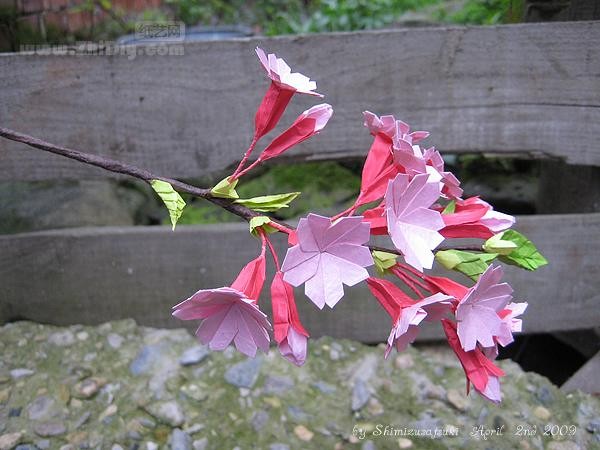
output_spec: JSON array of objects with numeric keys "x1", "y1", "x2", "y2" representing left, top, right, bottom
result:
[
  {"x1": 1, "y1": 21, "x2": 599, "y2": 182},
  {"x1": 561, "y1": 350, "x2": 600, "y2": 394},
  {"x1": 1, "y1": 213, "x2": 598, "y2": 343}
]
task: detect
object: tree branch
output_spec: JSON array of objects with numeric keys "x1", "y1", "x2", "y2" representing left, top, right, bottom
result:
[{"x1": 0, "y1": 127, "x2": 482, "y2": 254}]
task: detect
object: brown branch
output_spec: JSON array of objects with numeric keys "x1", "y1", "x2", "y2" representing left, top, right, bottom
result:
[{"x1": 0, "y1": 127, "x2": 483, "y2": 255}]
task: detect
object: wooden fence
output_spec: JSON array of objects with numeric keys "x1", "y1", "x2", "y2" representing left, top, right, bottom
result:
[{"x1": 1, "y1": 21, "x2": 599, "y2": 345}]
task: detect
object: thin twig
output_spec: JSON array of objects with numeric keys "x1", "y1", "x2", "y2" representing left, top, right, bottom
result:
[{"x1": 0, "y1": 127, "x2": 481, "y2": 255}]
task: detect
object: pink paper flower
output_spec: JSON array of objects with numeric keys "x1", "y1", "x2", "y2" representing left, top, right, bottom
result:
[
  {"x1": 495, "y1": 302, "x2": 528, "y2": 347},
  {"x1": 386, "y1": 293, "x2": 453, "y2": 356},
  {"x1": 385, "y1": 173, "x2": 445, "y2": 271},
  {"x1": 271, "y1": 272, "x2": 309, "y2": 366},
  {"x1": 442, "y1": 319, "x2": 505, "y2": 403},
  {"x1": 455, "y1": 265, "x2": 514, "y2": 352},
  {"x1": 258, "y1": 104, "x2": 333, "y2": 162},
  {"x1": 363, "y1": 111, "x2": 429, "y2": 143},
  {"x1": 172, "y1": 287, "x2": 271, "y2": 358},
  {"x1": 281, "y1": 214, "x2": 373, "y2": 309},
  {"x1": 172, "y1": 251, "x2": 271, "y2": 357},
  {"x1": 253, "y1": 48, "x2": 323, "y2": 142},
  {"x1": 256, "y1": 48, "x2": 322, "y2": 96}
]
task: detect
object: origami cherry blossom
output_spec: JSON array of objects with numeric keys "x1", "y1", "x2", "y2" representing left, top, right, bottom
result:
[
  {"x1": 281, "y1": 214, "x2": 373, "y2": 309},
  {"x1": 455, "y1": 264, "x2": 514, "y2": 351},
  {"x1": 253, "y1": 47, "x2": 323, "y2": 143},
  {"x1": 385, "y1": 173, "x2": 445, "y2": 271},
  {"x1": 496, "y1": 302, "x2": 528, "y2": 347},
  {"x1": 172, "y1": 251, "x2": 271, "y2": 357},
  {"x1": 386, "y1": 293, "x2": 454, "y2": 356},
  {"x1": 442, "y1": 319, "x2": 505, "y2": 403},
  {"x1": 172, "y1": 287, "x2": 271, "y2": 357},
  {"x1": 271, "y1": 272, "x2": 309, "y2": 366},
  {"x1": 363, "y1": 111, "x2": 429, "y2": 143}
]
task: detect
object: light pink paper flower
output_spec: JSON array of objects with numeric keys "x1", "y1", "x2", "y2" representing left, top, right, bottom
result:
[
  {"x1": 363, "y1": 111, "x2": 429, "y2": 143},
  {"x1": 474, "y1": 198, "x2": 516, "y2": 233},
  {"x1": 172, "y1": 287, "x2": 271, "y2": 358},
  {"x1": 281, "y1": 214, "x2": 373, "y2": 309},
  {"x1": 256, "y1": 47, "x2": 322, "y2": 97},
  {"x1": 496, "y1": 302, "x2": 528, "y2": 347},
  {"x1": 455, "y1": 265, "x2": 514, "y2": 352},
  {"x1": 386, "y1": 293, "x2": 454, "y2": 356},
  {"x1": 385, "y1": 173, "x2": 445, "y2": 271}
]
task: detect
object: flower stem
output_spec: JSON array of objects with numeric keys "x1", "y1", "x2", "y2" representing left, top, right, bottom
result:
[{"x1": 231, "y1": 136, "x2": 258, "y2": 179}]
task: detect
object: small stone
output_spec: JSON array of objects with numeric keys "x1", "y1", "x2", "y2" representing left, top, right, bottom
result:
[
  {"x1": 361, "y1": 441, "x2": 376, "y2": 450},
  {"x1": 73, "y1": 377, "x2": 105, "y2": 399},
  {"x1": 33, "y1": 421, "x2": 67, "y2": 437},
  {"x1": 146, "y1": 443, "x2": 158, "y2": 450},
  {"x1": 48, "y1": 331, "x2": 75, "y2": 346},
  {"x1": 294, "y1": 425, "x2": 314, "y2": 442},
  {"x1": 287, "y1": 405, "x2": 309, "y2": 422},
  {"x1": 107, "y1": 333, "x2": 124, "y2": 349},
  {"x1": 262, "y1": 397, "x2": 281, "y2": 409},
  {"x1": 367, "y1": 398, "x2": 384, "y2": 416},
  {"x1": 145, "y1": 401, "x2": 185, "y2": 427},
  {"x1": 67, "y1": 431, "x2": 88, "y2": 446},
  {"x1": 535, "y1": 386, "x2": 554, "y2": 406},
  {"x1": 224, "y1": 358, "x2": 263, "y2": 388},
  {"x1": 546, "y1": 442, "x2": 580, "y2": 450},
  {"x1": 58, "y1": 384, "x2": 70, "y2": 404},
  {"x1": 397, "y1": 438, "x2": 413, "y2": 448},
  {"x1": 269, "y1": 445, "x2": 289, "y2": 450},
  {"x1": 15, "y1": 446, "x2": 36, "y2": 450},
  {"x1": 312, "y1": 381, "x2": 336, "y2": 394},
  {"x1": 533, "y1": 406, "x2": 551, "y2": 421},
  {"x1": 179, "y1": 383, "x2": 208, "y2": 403},
  {"x1": 330, "y1": 349, "x2": 340, "y2": 360},
  {"x1": 192, "y1": 438, "x2": 208, "y2": 450},
  {"x1": 446, "y1": 389, "x2": 468, "y2": 411},
  {"x1": 73, "y1": 411, "x2": 91, "y2": 429},
  {"x1": 0, "y1": 433, "x2": 22, "y2": 450},
  {"x1": 251, "y1": 410, "x2": 269, "y2": 431},
  {"x1": 99, "y1": 404, "x2": 118, "y2": 422},
  {"x1": 263, "y1": 375, "x2": 294, "y2": 395},
  {"x1": 395, "y1": 354, "x2": 414, "y2": 369},
  {"x1": 76, "y1": 331, "x2": 89, "y2": 341},
  {"x1": 34, "y1": 440, "x2": 49, "y2": 450},
  {"x1": 27, "y1": 396, "x2": 56, "y2": 420},
  {"x1": 0, "y1": 387, "x2": 11, "y2": 403},
  {"x1": 10, "y1": 368, "x2": 34, "y2": 379},
  {"x1": 352, "y1": 379, "x2": 370, "y2": 411},
  {"x1": 111, "y1": 445, "x2": 123, "y2": 450},
  {"x1": 170, "y1": 429, "x2": 191, "y2": 450},
  {"x1": 70, "y1": 399, "x2": 82, "y2": 408},
  {"x1": 179, "y1": 346, "x2": 209, "y2": 366},
  {"x1": 129, "y1": 344, "x2": 166, "y2": 376},
  {"x1": 8, "y1": 408, "x2": 21, "y2": 417},
  {"x1": 59, "y1": 445, "x2": 74, "y2": 450}
]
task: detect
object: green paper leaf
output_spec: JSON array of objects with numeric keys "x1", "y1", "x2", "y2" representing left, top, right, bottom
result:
[
  {"x1": 372, "y1": 250, "x2": 397, "y2": 275},
  {"x1": 150, "y1": 180, "x2": 186, "y2": 230},
  {"x1": 483, "y1": 232, "x2": 518, "y2": 255},
  {"x1": 234, "y1": 192, "x2": 300, "y2": 213},
  {"x1": 211, "y1": 177, "x2": 239, "y2": 199},
  {"x1": 249, "y1": 216, "x2": 278, "y2": 237},
  {"x1": 442, "y1": 200, "x2": 456, "y2": 214},
  {"x1": 498, "y1": 230, "x2": 548, "y2": 271},
  {"x1": 436, "y1": 249, "x2": 498, "y2": 281}
]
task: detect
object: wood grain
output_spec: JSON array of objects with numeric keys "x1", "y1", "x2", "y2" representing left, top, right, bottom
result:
[
  {"x1": 1, "y1": 213, "x2": 598, "y2": 342},
  {"x1": 1, "y1": 21, "x2": 600, "y2": 182}
]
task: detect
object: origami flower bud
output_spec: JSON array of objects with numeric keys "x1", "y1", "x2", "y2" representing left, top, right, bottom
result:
[
  {"x1": 442, "y1": 319, "x2": 505, "y2": 403},
  {"x1": 230, "y1": 252, "x2": 266, "y2": 302},
  {"x1": 271, "y1": 272, "x2": 309, "y2": 366},
  {"x1": 254, "y1": 48, "x2": 323, "y2": 140},
  {"x1": 258, "y1": 104, "x2": 333, "y2": 162},
  {"x1": 440, "y1": 197, "x2": 515, "y2": 239}
]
